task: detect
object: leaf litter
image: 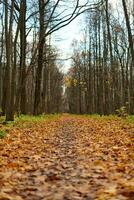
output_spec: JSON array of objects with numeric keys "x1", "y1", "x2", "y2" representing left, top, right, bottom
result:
[{"x1": 0, "y1": 115, "x2": 134, "y2": 200}]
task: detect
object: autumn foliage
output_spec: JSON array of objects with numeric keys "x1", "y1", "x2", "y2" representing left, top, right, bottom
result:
[{"x1": 0, "y1": 115, "x2": 134, "y2": 200}]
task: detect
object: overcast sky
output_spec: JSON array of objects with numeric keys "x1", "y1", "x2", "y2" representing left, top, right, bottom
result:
[
  {"x1": 53, "y1": 14, "x2": 84, "y2": 72},
  {"x1": 52, "y1": 0, "x2": 119, "y2": 72}
]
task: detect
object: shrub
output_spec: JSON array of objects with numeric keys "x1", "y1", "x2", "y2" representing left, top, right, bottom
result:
[{"x1": 116, "y1": 106, "x2": 128, "y2": 118}]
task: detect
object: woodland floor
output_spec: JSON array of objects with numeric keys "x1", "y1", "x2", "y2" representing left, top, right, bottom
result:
[{"x1": 0, "y1": 114, "x2": 134, "y2": 200}]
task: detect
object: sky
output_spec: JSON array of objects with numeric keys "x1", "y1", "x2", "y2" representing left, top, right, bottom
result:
[
  {"x1": 52, "y1": 14, "x2": 85, "y2": 72},
  {"x1": 52, "y1": 0, "x2": 118, "y2": 72}
]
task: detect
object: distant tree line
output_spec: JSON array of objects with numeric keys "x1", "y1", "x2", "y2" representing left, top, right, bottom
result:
[
  {"x1": 0, "y1": 0, "x2": 103, "y2": 120},
  {"x1": 66, "y1": 0, "x2": 134, "y2": 115}
]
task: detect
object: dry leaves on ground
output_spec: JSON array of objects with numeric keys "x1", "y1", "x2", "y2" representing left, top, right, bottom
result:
[{"x1": 0, "y1": 115, "x2": 134, "y2": 200}]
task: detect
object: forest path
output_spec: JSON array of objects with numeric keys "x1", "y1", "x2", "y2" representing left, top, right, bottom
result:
[{"x1": 0, "y1": 115, "x2": 134, "y2": 200}]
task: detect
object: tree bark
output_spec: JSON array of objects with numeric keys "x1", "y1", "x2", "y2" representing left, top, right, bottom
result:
[
  {"x1": 122, "y1": 0, "x2": 134, "y2": 114},
  {"x1": 34, "y1": 0, "x2": 45, "y2": 115}
]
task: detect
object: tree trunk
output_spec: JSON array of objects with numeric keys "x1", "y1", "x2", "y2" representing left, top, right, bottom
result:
[
  {"x1": 5, "y1": 0, "x2": 14, "y2": 121},
  {"x1": 34, "y1": 0, "x2": 45, "y2": 115},
  {"x1": 122, "y1": 0, "x2": 134, "y2": 114},
  {"x1": 20, "y1": 0, "x2": 27, "y2": 114}
]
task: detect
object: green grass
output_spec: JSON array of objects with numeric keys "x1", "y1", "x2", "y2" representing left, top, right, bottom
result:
[
  {"x1": 13, "y1": 114, "x2": 61, "y2": 127},
  {"x1": 0, "y1": 116, "x2": 5, "y2": 123},
  {"x1": 0, "y1": 114, "x2": 61, "y2": 129},
  {"x1": 74, "y1": 114, "x2": 134, "y2": 123},
  {"x1": 127, "y1": 115, "x2": 134, "y2": 123},
  {"x1": 0, "y1": 113, "x2": 61, "y2": 138},
  {"x1": 0, "y1": 130, "x2": 7, "y2": 139},
  {"x1": 75, "y1": 114, "x2": 119, "y2": 120}
]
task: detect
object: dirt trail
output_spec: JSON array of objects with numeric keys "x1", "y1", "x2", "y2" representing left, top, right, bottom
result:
[{"x1": 0, "y1": 115, "x2": 134, "y2": 200}]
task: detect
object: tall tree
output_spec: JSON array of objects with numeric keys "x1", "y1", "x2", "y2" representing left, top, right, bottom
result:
[
  {"x1": 4, "y1": 0, "x2": 14, "y2": 121},
  {"x1": 122, "y1": 0, "x2": 134, "y2": 113},
  {"x1": 20, "y1": 0, "x2": 27, "y2": 114},
  {"x1": 34, "y1": 0, "x2": 45, "y2": 115}
]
